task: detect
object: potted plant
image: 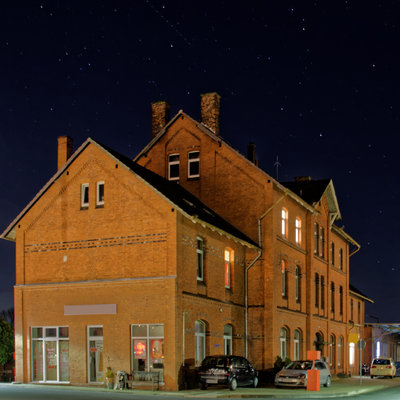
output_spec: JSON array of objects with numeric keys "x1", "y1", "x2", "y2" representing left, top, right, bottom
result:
[{"x1": 105, "y1": 367, "x2": 115, "y2": 389}]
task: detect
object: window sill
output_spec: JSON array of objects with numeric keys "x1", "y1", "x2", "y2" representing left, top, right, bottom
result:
[
  {"x1": 95, "y1": 204, "x2": 104, "y2": 209},
  {"x1": 188, "y1": 176, "x2": 200, "y2": 181},
  {"x1": 80, "y1": 206, "x2": 89, "y2": 210},
  {"x1": 197, "y1": 280, "x2": 206, "y2": 287}
]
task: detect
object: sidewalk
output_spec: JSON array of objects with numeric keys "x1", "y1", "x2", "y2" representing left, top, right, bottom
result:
[{"x1": 2, "y1": 376, "x2": 400, "y2": 398}]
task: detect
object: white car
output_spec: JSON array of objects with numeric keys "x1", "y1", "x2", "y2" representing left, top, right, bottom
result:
[
  {"x1": 274, "y1": 360, "x2": 331, "y2": 388},
  {"x1": 370, "y1": 358, "x2": 396, "y2": 378}
]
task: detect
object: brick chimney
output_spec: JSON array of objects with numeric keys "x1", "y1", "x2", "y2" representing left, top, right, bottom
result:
[
  {"x1": 200, "y1": 92, "x2": 221, "y2": 135},
  {"x1": 247, "y1": 142, "x2": 256, "y2": 164},
  {"x1": 57, "y1": 136, "x2": 73, "y2": 170},
  {"x1": 151, "y1": 101, "x2": 170, "y2": 138}
]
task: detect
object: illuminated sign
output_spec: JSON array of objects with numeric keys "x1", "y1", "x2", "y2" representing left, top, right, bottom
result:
[
  {"x1": 151, "y1": 339, "x2": 163, "y2": 359},
  {"x1": 134, "y1": 340, "x2": 146, "y2": 359}
]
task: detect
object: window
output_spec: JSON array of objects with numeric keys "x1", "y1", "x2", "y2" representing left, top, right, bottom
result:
[
  {"x1": 224, "y1": 248, "x2": 233, "y2": 289},
  {"x1": 339, "y1": 286, "x2": 343, "y2": 315},
  {"x1": 224, "y1": 324, "x2": 233, "y2": 355},
  {"x1": 294, "y1": 329, "x2": 301, "y2": 361},
  {"x1": 320, "y1": 275, "x2": 325, "y2": 310},
  {"x1": 358, "y1": 301, "x2": 361, "y2": 323},
  {"x1": 131, "y1": 324, "x2": 164, "y2": 382},
  {"x1": 330, "y1": 282, "x2": 335, "y2": 313},
  {"x1": 315, "y1": 332, "x2": 324, "y2": 355},
  {"x1": 337, "y1": 336, "x2": 343, "y2": 367},
  {"x1": 280, "y1": 327, "x2": 288, "y2": 359},
  {"x1": 315, "y1": 273, "x2": 319, "y2": 307},
  {"x1": 188, "y1": 151, "x2": 200, "y2": 178},
  {"x1": 197, "y1": 237, "x2": 204, "y2": 282},
  {"x1": 350, "y1": 299, "x2": 354, "y2": 321},
  {"x1": 339, "y1": 248, "x2": 343, "y2": 270},
  {"x1": 295, "y1": 218, "x2": 301, "y2": 245},
  {"x1": 168, "y1": 154, "x2": 180, "y2": 181},
  {"x1": 31, "y1": 326, "x2": 69, "y2": 382},
  {"x1": 349, "y1": 342, "x2": 355, "y2": 365},
  {"x1": 96, "y1": 181, "x2": 104, "y2": 206},
  {"x1": 195, "y1": 320, "x2": 206, "y2": 365},
  {"x1": 295, "y1": 266, "x2": 301, "y2": 302},
  {"x1": 319, "y1": 227, "x2": 325, "y2": 258},
  {"x1": 88, "y1": 326, "x2": 103, "y2": 383},
  {"x1": 281, "y1": 260, "x2": 287, "y2": 298},
  {"x1": 81, "y1": 183, "x2": 89, "y2": 208},
  {"x1": 314, "y1": 223, "x2": 319, "y2": 254},
  {"x1": 376, "y1": 341, "x2": 381, "y2": 357},
  {"x1": 330, "y1": 242, "x2": 335, "y2": 265},
  {"x1": 329, "y1": 335, "x2": 335, "y2": 367},
  {"x1": 281, "y1": 208, "x2": 288, "y2": 238}
]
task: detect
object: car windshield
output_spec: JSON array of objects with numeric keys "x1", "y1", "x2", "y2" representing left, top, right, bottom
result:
[
  {"x1": 286, "y1": 361, "x2": 313, "y2": 370},
  {"x1": 373, "y1": 359, "x2": 390, "y2": 365},
  {"x1": 202, "y1": 357, "x2": 228, "y2": 368}
]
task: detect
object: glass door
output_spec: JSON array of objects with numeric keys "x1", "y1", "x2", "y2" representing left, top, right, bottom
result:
[{"x1": 88, "y1": 326, "x2": 104, "y2": 383}]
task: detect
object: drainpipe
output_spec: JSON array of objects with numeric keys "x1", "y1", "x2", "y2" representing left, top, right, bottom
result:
[{"x1": 245, "y1": 192, "x2": 289, "y2": 358}]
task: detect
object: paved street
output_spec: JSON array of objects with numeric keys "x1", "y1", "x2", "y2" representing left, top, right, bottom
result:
[{"x1": 0, "y1": 377, "x2": 400, "y2": 400}]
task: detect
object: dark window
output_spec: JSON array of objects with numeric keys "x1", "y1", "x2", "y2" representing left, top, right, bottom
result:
[
  {"x1": 330, "y1": 242, "x2": 335, "y2": 265},
  {"x1": 197, "y1": 237, "x2": 204, "y2": 281},
  {"x1": 320, "y1": 276, "x2": 325, "y2": 309},
  {"x1": 314, "y1": 223, "x2": 319, "y2": 254},
  {"x1": 319, "y1": 227, "x2": 325, "y2": 258},
  {"x1": 330, "y1": 282, "x2": 335, "y2": 313},
  {"x1": 168, "y1": 154, "x2": 180, "y2": 180},
  {"x1": 315, "y1": 273, "x2": 319, "y2": 307},
  {"x1": 339, "y1": 286, "x2": 343, "y2": 315},
  {"x1": 188, "y1": 151, "x2": 200, "y2": 178}
]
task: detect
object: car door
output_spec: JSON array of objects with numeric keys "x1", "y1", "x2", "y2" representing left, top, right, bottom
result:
[
  {"x1": 315, "y1": 361, "x2": 328, "y2": 384},
  {"x1": 241, "y1": 358, "x2": 253, "y2": 384}
]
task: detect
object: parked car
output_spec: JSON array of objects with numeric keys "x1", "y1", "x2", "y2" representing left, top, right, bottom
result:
[
  {"x1": 370, "y1": 357, "x2": 396, "y2": 378},
  {"x1": 394, "y1": 361, "x2": 400, "y2": 377},
  {"x1": 274, "y1": 360, "x2": 331, "y2": 388},
  {"x1": 198, "y1": 355, "x2": 258, "y2": 391}
]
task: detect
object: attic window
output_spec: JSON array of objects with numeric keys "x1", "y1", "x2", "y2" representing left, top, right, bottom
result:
[
  {"x1": 188, "y1": 151, "x2": 200, "y2": 178},
  {"x1": 168, "y1": 154, "x2": 180, "y2": 181},
  {"x1": 96, "y1": 181, "x2": 104, "y2": 206},
  {"x1": 81, "y1": 184, "x2": 89, "y2": 208}
]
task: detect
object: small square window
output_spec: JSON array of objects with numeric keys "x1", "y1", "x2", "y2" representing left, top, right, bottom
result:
[
  {"x1": 188, "y1": 151, "x2": 200, "y2": 178},
  {"x1": 81, "y1": 183, "x2": 89, "y2": 208},
  {"x1": 96, "y1": 181, "x2": 104, "y2": 206}
]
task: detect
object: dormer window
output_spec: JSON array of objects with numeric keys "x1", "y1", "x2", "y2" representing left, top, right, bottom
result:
[
  {"x1": 96, "y1": 181, "x2": 104, "y2": 206},
  {"x1": 81, "y1": 183, "x2": 89, "y2": 208},
  {"x1": 188, "y1": 151, "x2": 200, "y2": 178},
  {"x1": 168, "y1": 154, "x2": 180, "y2": 181}
]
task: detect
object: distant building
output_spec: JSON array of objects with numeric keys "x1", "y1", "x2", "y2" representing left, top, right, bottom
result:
[{"x1": 1, "y1": 93, "x2": 371, "y2": 388}]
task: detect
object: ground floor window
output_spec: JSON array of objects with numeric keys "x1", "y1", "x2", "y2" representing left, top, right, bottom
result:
[
  {"x1": 195, "y1": 320, "x2": 206, "y2": 366},
  {"x1": 337, "y1": 336, "x2": 343, "y2": 367},
  {"x1": 131, "y1": 324, "x2": 164, "y2": 382},
  {"x1": 224, "y1": 324, "x2": 233, "y2": 355},
  {"x1": 88, "y1": 326, "x2": 104, "y2": 383},
  {"x1": 31, "y1": 326, "x2": 69, "y2": 382},
  {"x1": 349, "y1": 342, "x2": 355, "y2": 365},
  {"x1": 280, "y1": 327, "x2": 288, "y2": 359},
  {"x1": 294, "y1": 329, "x2": 301, "y2": 361}
]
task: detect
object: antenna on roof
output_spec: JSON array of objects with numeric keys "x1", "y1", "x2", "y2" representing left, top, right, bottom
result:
[{"x1": 274, "y1": 155, "x2": 281, "y2": 180}]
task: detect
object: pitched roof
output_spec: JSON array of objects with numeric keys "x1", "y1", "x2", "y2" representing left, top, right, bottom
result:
[
  {"x1": 349, "y1": 284, "x2": 374, "y2": 303},
  {"x1": 1, "y1": 138, "x2": 258, "y2": 249}
]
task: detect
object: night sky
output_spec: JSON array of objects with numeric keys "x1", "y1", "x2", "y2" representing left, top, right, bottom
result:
[{"x1": 0, "y1": 1, "x2": 399, "y2": 322}]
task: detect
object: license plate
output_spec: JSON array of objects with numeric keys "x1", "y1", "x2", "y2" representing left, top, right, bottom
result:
[{"x1": 206, "y1": 379, "x2": 218, "y2": 384}]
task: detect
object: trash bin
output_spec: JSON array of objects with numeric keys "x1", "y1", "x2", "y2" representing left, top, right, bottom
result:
[{"x1": 117, "y1": 370, "x2": 128, "y2": 389}]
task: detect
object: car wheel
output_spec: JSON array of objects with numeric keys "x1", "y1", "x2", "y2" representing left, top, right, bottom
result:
[
  {"x1": 229, "y1": 378, "x2": 238, "y2": 391},
  {"x1": 253, "y1": 376, "x2": 258, "y2": 388},
  {"x1": 370, "y1": 375, "x2": 374, "y2": 379},
  {"x1": 200, "y1": 382, "x2": 207, "y2": 390},
  {"x1": 324, "y1": 376, "x2": 331, "y2": 387}
]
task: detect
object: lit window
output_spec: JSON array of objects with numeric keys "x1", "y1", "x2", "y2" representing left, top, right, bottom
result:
[
  {"x1": 281, "y1": 208, "x2": 288, "y2": 238},
  {"x1": 96, "y1": 181, "x2": 104, "y2": 206},
  {"x1": 280, "y1": 327, "x2": 288, "y2": 359},
  {"x1": 81, "y1": 183, "x2": 89, "y2": 208},
  {"x1": 195, "y1": 320, "x2": 206, "y2": 365},
  {"x1": 168, "y1": 154, "x2": 180, "y2": 181},
  {"x1": 295, "y1": 218, "x2": 301, "y2": 245},
  {"x1": 330, "y1": 282, "x2": 335, "y2": 313},
  {"x1": 376, "y1": 341, "x2": 381, "y2": 357},
  {"x1": 224, "y1": 324, "x2": 233, "y2": 355},
  {"x1": 294, "y1": 329, "x2": 301, "y2": 361},
  {"x1": 281, "y1": 260, "x2": 287, "y2": 298},
  {"x1": 295, "y1": 266, "x2": 301, "y2": 302},
  {"x1": 349, "y1": 342, "x2": 355, "y2": 365},
  {"x1": 197, "y1": 237, "x2": 204, "y2": 282},
  {"x1": 330, "y1": 242, "x2": 335, "y2": 265},
  {"x1": 188, "y1": 151, "x2": 200, "y2": 178},
  {"x1": 224, "y1": 249, "x2": 233, "y2": 289},
  {"x1": 314, "y1": 223, "x2": 319, "y2": 254}
]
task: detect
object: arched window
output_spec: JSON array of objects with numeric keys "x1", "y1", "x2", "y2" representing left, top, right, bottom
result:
[
  {"x1": 337, "y1": 336, "x2": 343, "y2": 367},
  {"x1": 294, "y1": 329, "x2": 302, "y2": 361},
  {"x1": 315, "y1": 332, "x2": 324, "y2": 356},
  {"x1": 320, "y1": 275, "x2": 325, "y2": 309},
  {"x1": 224, "y1": 324, "x2": 233, "y2": 355},
  {"x1": 330, "y1": 282, "x2": 335, "y2": 313},
  {"x1": 295, "y1": 266, "x2": 301, "y2": 302},
  {"x1": 224, "y1": 248, "x2": 234, "y2": 289},
  {"x1": 349, "y1": 342, "x2": 355, "y2": 365},
  {"x1": 339, "y1": 286, "x2": 343, "y2": 315},
  {"x1": 281, "y1": 208, "x2": 288, "y2": 238},
  {"x1": 295, "y1": 218, "x2": 302, "y2": 245},
  {"x1": 280, "y1": 327, "x2": 288, "y2": 359},
  {"x1": 329, "y1": 334, "x2": 336, "y2": 367},
  {"x1": 195, "y1": 320, "x2": 206, "y2": 365},
  {"x1": 281, "y1": 260, "x2": 287, "y2": 298}
]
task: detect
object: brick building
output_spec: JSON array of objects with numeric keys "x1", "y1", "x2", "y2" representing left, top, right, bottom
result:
[{"x1": 2, "y1": 92, "x2": 369, "y2": 388}]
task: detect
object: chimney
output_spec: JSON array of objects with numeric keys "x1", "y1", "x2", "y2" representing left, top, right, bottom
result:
[
  {"x1": 295, "y1": 176, "x2": 312, "y2": 182},
  {"x1": 57, "y1": 136, "x2": 73, "y2": 170},
  {"x1": 200, "y1": 92, "x2": 221, "y2": 135},
  {"x1": 247, "y1": 142, "x2": 256, "y2": 164},
  {"x1": 151, "y1": 101, "x2": 170, "y2": 138}
]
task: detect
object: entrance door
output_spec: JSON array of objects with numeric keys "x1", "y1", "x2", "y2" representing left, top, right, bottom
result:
[{"x1": 88, "y1": 326, "x2": 104, "y2": 383}]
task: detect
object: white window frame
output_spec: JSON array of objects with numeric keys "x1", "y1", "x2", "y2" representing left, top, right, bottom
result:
[
  {"x1": 294, "y1": 330, "x2": 300, "y2": 361},
  {"x1": 224, "y1": 324, "x2": 233, "y2": 355},
  {"x1": 295, "y1": 217, "x2": 301, "y2": 245},
  {"x1": 96, "y1": 181, "x2": 104, "y2": 206},
  {"x1": 87, "y1": 325, "x2": 104, "y2": 384},
  {"x1": 224, "y1": 249, "x2": 232, "y2": 289},
  {"x1": 168, "y1": 153, "x2": 180, "y2": 181},
  {"x1": 337, "y1": 337, "x2": 343, "y2": 367},
  {"x1": 280, "y1": 327, "x2": 287, "y2": 359},
  {"x1": 281, "y1": 208, "x2": 288, "y2": 238},
  {"x1": 195, "y1": 320, "x2": 206, "y2": 366},
  {"x1": 329, "y1": 335, "x2": 335, "y2": 366},
  {"x1": 81, "y1": 183, "x2": 89, "y2": 208},
  {"x1": 197, "y1": 237, "x2": 204, "y2": 282},
  {"x1": 188, "y1": 151, "x2": 200, "y2": 178},
  {"x1": 31, "y1": 326, "x2": 69, "y2": 383}
]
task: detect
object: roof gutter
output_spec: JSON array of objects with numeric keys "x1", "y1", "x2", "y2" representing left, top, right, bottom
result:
[{"x1": 332, "y1": 225, "x2": 360, "y2": 257}]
